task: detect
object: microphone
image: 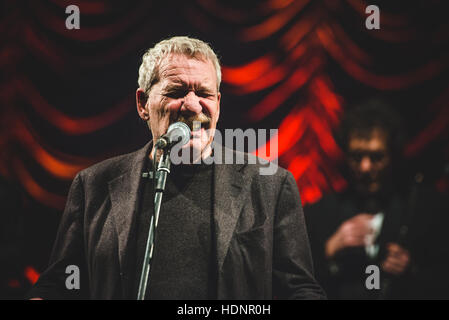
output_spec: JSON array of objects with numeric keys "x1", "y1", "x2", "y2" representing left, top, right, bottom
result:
[{"x1": 155, "y1": 122, "x2": 191, "y2": 150}]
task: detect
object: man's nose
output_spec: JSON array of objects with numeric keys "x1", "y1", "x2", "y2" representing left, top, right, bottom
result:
[
  {"x1": 180, "y1": 91, "x2": 202, "y2": 115},
  {"x1": 360, "y1": 156, "x2": 372, "y2": 172}
]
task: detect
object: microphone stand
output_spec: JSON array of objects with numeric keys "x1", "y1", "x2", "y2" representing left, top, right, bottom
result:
[{"x1": 137, "y1": 147, "x2": 171, "y2": 300}]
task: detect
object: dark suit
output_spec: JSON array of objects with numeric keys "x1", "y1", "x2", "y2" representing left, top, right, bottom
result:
[
  {"x1": 27, "y1": 142, "x2": 325, "y2": 299},
  {"x1": 305, "y1": 186, "x2": 449, "y2": 299}
]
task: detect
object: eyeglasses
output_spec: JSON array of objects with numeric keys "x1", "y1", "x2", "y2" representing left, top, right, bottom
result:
[{"x1": 348, "y1": 151, "x2": 387, "y2": 163}]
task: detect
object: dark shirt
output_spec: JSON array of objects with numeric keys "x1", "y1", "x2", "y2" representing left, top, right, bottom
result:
[{"x1": 133, "y1": 161, "x2": 216, "y2": 299}]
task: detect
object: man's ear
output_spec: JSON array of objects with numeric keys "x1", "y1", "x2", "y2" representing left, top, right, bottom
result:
[{"x1": 136, "y1": 88, "x2": 149, "y2": 121}]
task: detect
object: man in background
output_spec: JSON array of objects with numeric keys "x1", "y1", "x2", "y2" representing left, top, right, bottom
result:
[{"x1": 305, "y1": 98, "x2": 449, "y2": 299}]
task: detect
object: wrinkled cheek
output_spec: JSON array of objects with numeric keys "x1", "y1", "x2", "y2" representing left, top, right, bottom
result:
[
  {"x1": 201, "y1": 100, "x2": 219, "y2": 119},
  {"x1": 167, "y1": 100, "x2": 182, "y2": 116},
  {"x1": 154, "y1": 100, "x2": 179, "y2": 120}
]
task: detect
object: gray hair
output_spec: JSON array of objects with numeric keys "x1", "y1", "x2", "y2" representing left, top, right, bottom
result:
[{"x1": 138, "y1": 36, "x2": 221, "y2": 95}]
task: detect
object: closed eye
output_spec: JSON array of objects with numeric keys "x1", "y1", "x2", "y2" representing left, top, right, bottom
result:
[
  {"x1": 197, "y1": 91, "x2": 214, "y2": 98},
  {"x1": 164, "y1": 89, "x2": 188, "y2": 99}
]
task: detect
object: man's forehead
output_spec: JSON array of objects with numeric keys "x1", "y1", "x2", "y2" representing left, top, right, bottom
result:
[
  {"x1": 158, "y1": 53, "x2": 217, "y2": 88},
  {"x1": 160, "y1": 53, "x2": 213, "y2": 73},
  {"x1": 349, "y1": 129, "x2": 388, "y2": 150}
]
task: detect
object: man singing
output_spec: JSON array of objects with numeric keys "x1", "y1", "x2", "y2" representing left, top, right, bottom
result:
[{"x1": 27, "y1": 36, "x2": 325, "y2": 300}]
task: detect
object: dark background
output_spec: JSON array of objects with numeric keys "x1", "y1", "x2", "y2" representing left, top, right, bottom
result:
[{"x1": 0, "y1": 0, "x2": 447, "y2": 298}]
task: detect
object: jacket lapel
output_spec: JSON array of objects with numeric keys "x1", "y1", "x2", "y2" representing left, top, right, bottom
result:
[
  {"x1": 108, "y1": 141, "x2": 151, "y2": 295},
  {"x1": 213, "y1": 149, "x2": 248, "y2": 270}
]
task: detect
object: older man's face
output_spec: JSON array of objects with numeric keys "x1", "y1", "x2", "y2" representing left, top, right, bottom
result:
[{"x1": 137, "y1": 53, "x2": 220, "y2": 159}]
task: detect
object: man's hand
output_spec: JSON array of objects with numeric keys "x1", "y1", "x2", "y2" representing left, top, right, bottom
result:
[
  {"x1": 381, "y1": 243, "x2": 410, "y2": 275},
  {"x1": 325, "y1": 213, "x2": 375, "y2": 258}
]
